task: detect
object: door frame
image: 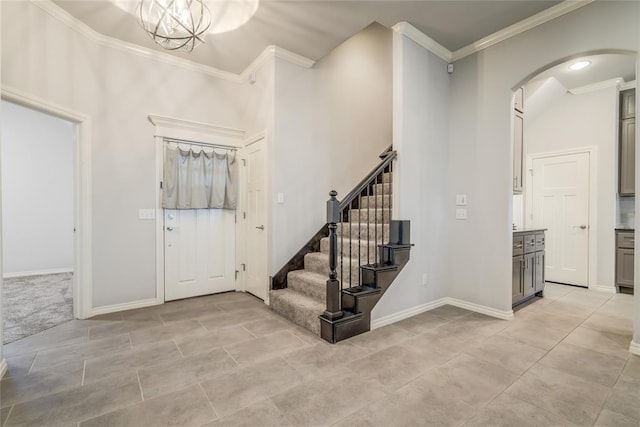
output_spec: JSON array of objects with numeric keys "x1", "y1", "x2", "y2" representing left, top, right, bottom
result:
[
  {"x1": 151, "y1": 114, "x2": 245, "y2": 303},
  {"x1": 1, "y1": 86, "x2": 93, "y2": 319},
  {"x1": 242, "y1": 132, "x2": 270, "y2": 303},
  {"x1": 524, "y1": 146, "x2": 598, "y2": 290}
]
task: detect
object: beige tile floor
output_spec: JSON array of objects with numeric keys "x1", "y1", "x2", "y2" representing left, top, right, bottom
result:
[{"x1": 0, "y1": 283, "x2": 638, "y2": 426}]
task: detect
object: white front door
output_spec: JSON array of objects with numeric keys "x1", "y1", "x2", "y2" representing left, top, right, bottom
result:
[
  {"x1": 164, "y1": 208, "x2": 235, "y2": 301},
  {"x1": 245, "y1": 139, "x2": 268, "y2": 300},
  {"x1": 531, "y1": 152, "x2": 590, "y2": 287}
]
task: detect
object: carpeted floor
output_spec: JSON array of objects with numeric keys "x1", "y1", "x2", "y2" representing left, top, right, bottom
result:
[{"x1": 2, "y1": 272, "x2": 74, "y2": 344}]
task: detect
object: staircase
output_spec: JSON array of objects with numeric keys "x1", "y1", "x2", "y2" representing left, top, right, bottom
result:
[{"x1": 269, "y1": 150, "x2": 413, "y2": 343}]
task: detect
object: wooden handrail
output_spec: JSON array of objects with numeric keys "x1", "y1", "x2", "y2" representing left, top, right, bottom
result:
[{"x1": 338, "y1": 150, "x2": 396, "y2": 211}]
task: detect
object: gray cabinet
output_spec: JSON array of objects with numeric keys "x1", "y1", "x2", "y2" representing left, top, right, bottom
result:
[
  {"x1": 621, "y1": 89, "x2": 636, "y2": 119},
  {"x1": 513, "y1": 230, "x2": 545, "y2": 306},
  {"x1": 615, "y1": 230, "x2": 634, "y2": 294},
  {"x1": 619, "y1": 89, "x2": 636, "y2": 196}
]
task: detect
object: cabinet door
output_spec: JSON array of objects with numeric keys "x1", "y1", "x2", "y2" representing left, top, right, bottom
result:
[
  {"x1": 616, "y1": 248, "x2": 635, "y2": 288},
  {"x1": 513, "y1": 113, "x2": 524, "y2": 194},
  {"x1": 535, "y1": 251, "x2": 545, "y2": 292},
  {"x1": 523, "y1": 253, "x2": 536, "y2": 297},
  {"x1": 512, "y1": 256, "x2": 524, "y2": 304},
  {"x1": 619, "y1": 118, "x2": 636, "y2": 196},
  {"x1": 621, "y1": 89, "x2": 636, "y2": 119}
]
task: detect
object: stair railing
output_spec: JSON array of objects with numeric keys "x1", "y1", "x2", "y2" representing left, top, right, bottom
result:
[{"x1": 324, "y1": 149, "x2": 397, "y2": 317}]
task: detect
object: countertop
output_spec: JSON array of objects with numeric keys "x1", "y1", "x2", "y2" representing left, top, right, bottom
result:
[{"x1": 513, "y1": 228, "x2": 547, "y2": 234}]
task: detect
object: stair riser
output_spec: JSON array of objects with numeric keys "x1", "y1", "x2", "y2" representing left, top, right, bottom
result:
[
  {"x1": 287, "y1": 273, "x2": 325, "y2": 303},
  {"x1": 381, "y1": 172, "x2": 392, "y2": 184},
  {"x1": 370, "y1": 183, "x2": 391, "y2": 195},
  {"x1": 349, "y1": 208, "x2": 391, "y2": 223},
  {"x1": 336, "y1": 223, "x2": 390, "y2": 241},
  {"x1": 304, "y1": 253, "x2": 361, "y2": 286},
  {"x1": 269, "y1": 293, "x2": 321, "y2": 335},
  {"x1": 360, "y1": 195, "x2": 391, "y2": 209},
  {"x1": 320, "y1": 237, "x2": 378, "y2": 264}
]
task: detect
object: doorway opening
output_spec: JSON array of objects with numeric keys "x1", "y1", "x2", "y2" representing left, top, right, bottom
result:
[
  {"x1": 1, "y1": 100, "x2": 74, "y2": 343},
  {"x1": 511, "y1": 51, "x2": 636, "y2": 314}
]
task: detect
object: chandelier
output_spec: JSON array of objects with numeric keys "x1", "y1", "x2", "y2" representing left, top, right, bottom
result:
[{"x1": 136, "y1": 0, "x2": 212, "y2": 52}]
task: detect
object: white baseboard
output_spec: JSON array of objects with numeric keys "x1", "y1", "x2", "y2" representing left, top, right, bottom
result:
[
  {"x1": 3, "y1": 267, "x2": 73, "y2": 279},
  {"x1": 630, "y1": 340, "x2": 640, "y2": 357},
  {"x1": 445, "y1": 297, "x2": 515, "y2": 320},
  {"x1": 371, "y1": 298, "x2": 448, "y2": 329},
  {"x1": 370, "y1": 296, "x2": 513, "y2": 329},
  {"x1": 89, "y1": 298, "x2": 161, "y2": 318},
  {"x1": 0, "y1": 358, "x2": 7, "y2": 379},
  {"x1": 591, "y1": 285, "x2": 616, "y2": 294}
]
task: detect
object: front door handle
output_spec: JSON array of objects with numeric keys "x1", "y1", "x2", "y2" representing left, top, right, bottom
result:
[
  {"x1": 256, "y1": 225, "x2": 264, "y2": 230},
  {"x1": 573, "y1": 225, "x2": 588, "y2": 230},
  {"x1": 166, "y1": 226, "x2": 174, "y2": 231}
]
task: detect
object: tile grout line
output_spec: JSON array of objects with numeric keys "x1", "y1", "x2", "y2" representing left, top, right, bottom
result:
[
  {"x1": 81, "y1": 360, "x2": 87, "y2": 386},
  {"x1": 2, "y1": 406, "x2": 14, "y2": 427},
  {"x1": 174, "y1": 339, "x2": 186, "y2": 358},
  {"x1": 240, "y1": 324, "x2": 258, "y2": 338},
  {"x1": 136, "y1": 370, "x2": 145, "y2": 401},
  {"x1": 26, "y1": 352, "x2": 38, "y2": 375},
  {"x1": 198, "y1": 382, "x2": 220, "y2": 422}
]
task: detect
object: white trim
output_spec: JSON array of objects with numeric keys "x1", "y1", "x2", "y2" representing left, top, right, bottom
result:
[
  {"x1": 1, "y1": 86, "x2": 93, "y2": 320},
  {"x1": 371, "y1": 298, "x2": 448, "y2": 329},
  {"x1": 0, "y1": 358, "x2": 7, "y2": 379},
  {"x1": 619, "y1": 80, "x2": 637, "y2": 91},
  {"x1": 151, "y1": 115, "x2": 246, "y2": 305},
  {"x1": 525, "y1": 147, "x2": 598, "y2": 290},
  {"x1": 371, "y1": 296, "x2": 514, "y2": 329},
  {"x1": 630, "y1": 340, "x2": 640, "y2": 356},
  {"x1": 569, "y1": 78, "x2": 623, "y2": 95},
  {"x1": 3, "y1": 268, "x2": 73, "y2": 279},
  {"x1": 30, "y1": 1, "x2": 314, "y2": 83},
  {"x1": 592, "y1": 285, "x2": 616, "y2": 294},
  {"x1": 445, "y1": 297, "x2": 515, "y2": 320},
  {"x1": 90, "y1": 298, "x2": 160, "y2": 317},
  {"x1": 391, "y1": 22, "x2": 452, "y2": 63},
  {"x1": 450, "y1": 0, "x2": 595, "y2": 61}
]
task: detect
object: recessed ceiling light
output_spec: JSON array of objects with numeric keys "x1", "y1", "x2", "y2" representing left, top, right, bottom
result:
[{"x1": 569, "y1": 61, "x2": 591, "y2": 71}]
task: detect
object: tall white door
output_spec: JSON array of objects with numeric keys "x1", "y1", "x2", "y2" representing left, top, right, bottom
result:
[
  {"x1": 245, "y1": 139, "x2": 267, "y2": 300},
  {"x1": 164, "y1": 208, "x2": 235, "y2": 301},
  {"x1": 531, "y1": 152, "x2": 590, "y2": 287}
]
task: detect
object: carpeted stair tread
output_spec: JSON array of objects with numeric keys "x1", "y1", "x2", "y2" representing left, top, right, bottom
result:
[
  {"x1": 287, "y1": 269, "x2": 328, "y2": 302},
  {"x1": 371, "y1": 182, "x2": 391, "y2": 194},
  {"x1": 304, "y1": 252, "x2": 361, "y2": 284},
  {"x1": 320, "y1": 237, "x2": 377, "y2": 264},
  {"x1": 269, "y1": 289, "x2": 324, "y2": 335},
  {"x1": 349, "y1": 208, "x2": 391, "y2": 223},
  {"x1": 360, "y1": 194, "x2": 391, "y2": 209},
  {"x1": 336, "y1": 222, "x2": 390, "y2": 240}
]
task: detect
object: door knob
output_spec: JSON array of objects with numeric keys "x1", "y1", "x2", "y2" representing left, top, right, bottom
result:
[
  {"x1": 577, "y1": 225, "x2": 587, "y2": 230},
  {"x1": 166, "y1": 226, "x2": 174, "y2": 231},
  {"x1": 256, "y1": 225, "x2": 265, "y2": 230}
]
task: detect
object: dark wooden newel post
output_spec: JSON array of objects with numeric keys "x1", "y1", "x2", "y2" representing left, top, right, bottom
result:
[{"x1": 323, "y1": 190, "x2": 343, "y2": 320}]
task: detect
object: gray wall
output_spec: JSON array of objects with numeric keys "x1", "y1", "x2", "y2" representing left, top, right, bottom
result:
[
  {"x1": 373, "y1": 34, "x2": 450, "y2": 321},
  {"x1": 447, "y1": 2, "x2": 639, "y2": 318},
  {"x1": 1, "y1": 100, "x2": 74, "y2": 276}
]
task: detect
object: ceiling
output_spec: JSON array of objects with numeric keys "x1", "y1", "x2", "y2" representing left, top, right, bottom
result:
[{"x1": 53, "y1": 0, "x2": 561, "y2": 74}]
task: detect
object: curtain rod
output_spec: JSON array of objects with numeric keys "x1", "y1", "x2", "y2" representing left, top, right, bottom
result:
[{"x1": 164, "y1": 137, "x2": 238, "y2": 151}]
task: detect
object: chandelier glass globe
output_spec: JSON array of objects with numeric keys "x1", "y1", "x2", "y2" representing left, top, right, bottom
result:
[{"x1": 137, "y1": 0, "x2": 212, "y2": 52}]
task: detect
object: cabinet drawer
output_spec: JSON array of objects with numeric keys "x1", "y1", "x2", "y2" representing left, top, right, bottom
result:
[
  {"x1": 535, "y1": 233, "x2": 545, "y2": 251},
  {"x1": 617, "y1": 231, "x2": 635, "y2": 249},
  {"x1": 524, "y1": 234, "x2": 536, "y2": 254},
  {"x1": 513, "y1": 235, "x2": 524, "y2": 255}
]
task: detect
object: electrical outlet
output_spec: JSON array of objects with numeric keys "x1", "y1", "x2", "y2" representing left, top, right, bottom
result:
[
  {"x1": 455, "y1": 208, "x2": 467, "y2": 220},
  {"x1": 422, "y1": 273, "x2": 428, "y2": 286},
  {"x1": 277, "y1": 192, "x2": 285, "y2": 204}
]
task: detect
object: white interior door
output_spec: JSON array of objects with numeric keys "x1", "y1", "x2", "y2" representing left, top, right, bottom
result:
[
  {"x1": 245, "y1": 139, "x2": 268, "y2": 300},
  {"x1": 531, "y1": 152, "x2": 590, "y2": 287},
  {"x1": 164, "y1": 208, "x2": 235, "y2": 301}
]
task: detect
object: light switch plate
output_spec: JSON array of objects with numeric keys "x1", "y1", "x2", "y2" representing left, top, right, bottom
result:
[
  {"x1": 455, "y1": 208, "x2": 467, "y2": 220},
  {"x1": 139, "y1": 209, "x2": 156, "y2": 220},
  {"x1": 277, "y1": 192, "x2": 285, "y2": 204},
  {"x1": 456, "y1": 194, "x2": 468, "y2": 206}
]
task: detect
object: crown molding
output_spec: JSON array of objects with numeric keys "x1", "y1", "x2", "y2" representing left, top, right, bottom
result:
[
  {"x1": 619, "y1": 80, "x2": 637, "y2": 91},
  {"x1": 392, "y1": 22, "x2": 452, "y2": 63},
  {"x1": 148, "y1": 114, "x2": 246, "y2": 146},
  {"x1": 569, "y1": 77, "x2": 623, "y2": 95},
  {"x1": 29, "y1": 0, "x2": 315, "y2": 84},
  {"x1": 451, "y1": 0, "x2": 595, "y2": 61}
]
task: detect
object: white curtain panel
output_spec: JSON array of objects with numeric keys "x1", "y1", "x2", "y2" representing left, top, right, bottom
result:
[{"x1": 163, "y1": 145, "x2": 238, "y2": 209}]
